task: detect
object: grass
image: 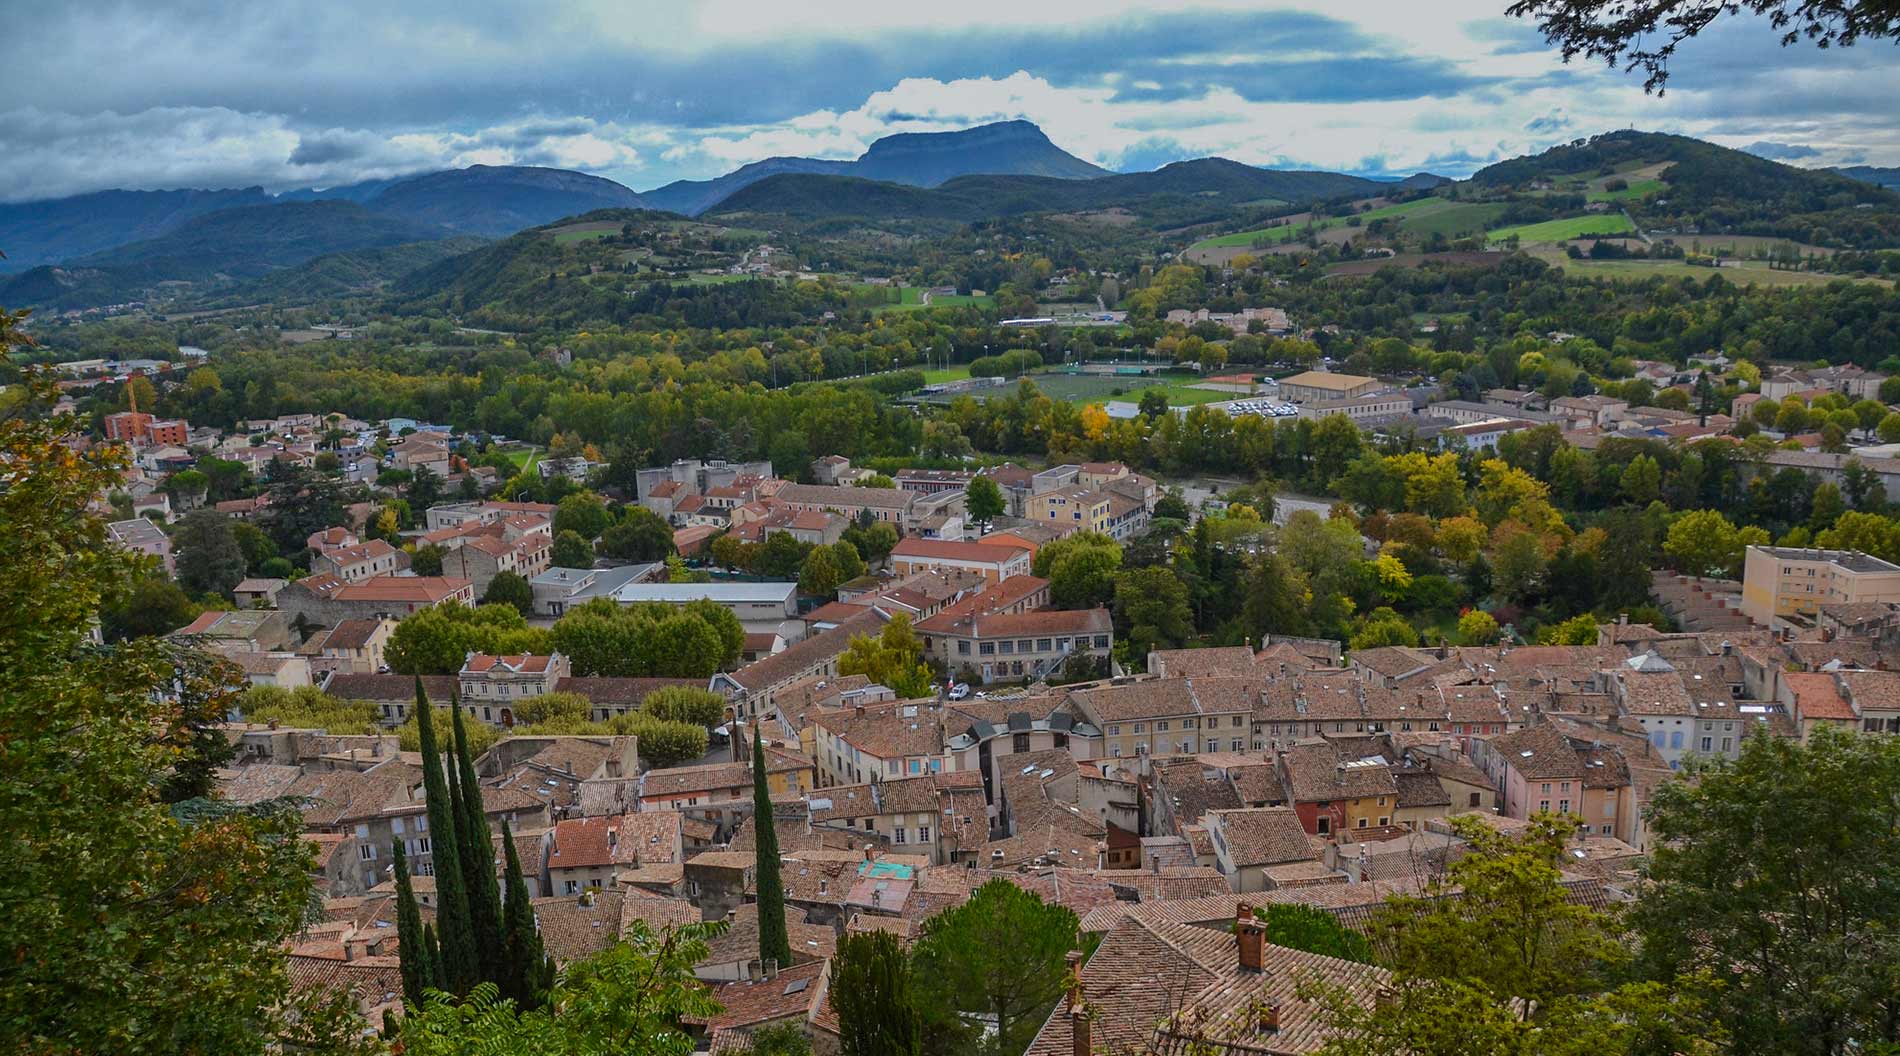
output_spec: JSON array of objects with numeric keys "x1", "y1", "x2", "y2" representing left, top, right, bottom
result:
[
  {"x1": 552, "y1": 229, "x2": 615, "y2": 243},
  {"x1": 1524, "y1": 245, "x2": 1865, "y2": 287},
  {"x1": 500, "y1": 447, "x2": 539, "y2": 472},
  {"x1": 874, "y1": 289, "x2": 996, "y2": 313},
  {"x1": 1019, "y1": 372, "x2": 1234, "y2": 406},
  {"x1": 1588, "y1": 178, "x2": 1665, "y2": 203},
  {"x1": 923, "y1": 366, "x2": 971, "y2": 383},
  {"x1": 1489, "y1": 213, "x2": 1636, "y2": 243},
  {"x1": 1399, "y1": 201, "x2": 1510, "y2": 238},
  {"x1": 1191, "y1": 198, "x2": 1448, "y2": 249}
]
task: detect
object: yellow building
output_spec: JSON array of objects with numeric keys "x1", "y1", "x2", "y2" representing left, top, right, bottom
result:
[
  {"x1": 1025, "y1": 485, "x2": 1112, "y2": 533},
  {"x1": 1740, "y1": 545, "x2": 1900, "y2": 626}
]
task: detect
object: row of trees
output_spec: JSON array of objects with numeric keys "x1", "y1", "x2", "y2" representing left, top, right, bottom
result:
[
  {"x1": 393, "y1": 685, "x2": 553, "y2": 1009},
  {"x1": 384, "y1": 596, "x2": 744, "y2": 679}
]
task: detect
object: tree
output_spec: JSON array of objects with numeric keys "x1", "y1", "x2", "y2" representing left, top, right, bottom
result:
[
  {"x1": 451, "y1": 704, "x2": 506, "y2": 984},
  {"x1": 411, "y1": 542, "x2": 446, "y2": 577},
  {"x1": 1620, "y1": 453, "x2": 1662, "y2": 506},
  {"x1": 388, "y1": 602, "x2": 553, "y2": 674},
  {"x1": 1663, "y1": 509, "x2": 1745, "y2": 577},
  {"x1": 231, "y1": 520, "x2": 277, "y2": 574},
  {"x1": 1311, "y1": 814, "x2": 1720, "y2": 1056},
  {"x1": 1490, "y1": 525, "x2": 1550, "y2": 603},
  {"x1": 912, "y1": 877, "x2": 1080, "y2": 1056},
  {"x1": 482, "y1": 570, "x2": 535, "y2": 615},
  {"x1": 100, "y1": 574, "x2": 201, "y2": 640},
  {"x1": 1458, "y1": 608, "x2": 1502, "y2": 645},
  {"x1": 1, "y1": 365, "x2": 340, "y2": 1053},
  {"x1": 1880, "y1": 411, "x2": 1900, "y2": 445},
  {"x1": 798, "y1": 544, "x2": 845, "y2": 597},
  {"x1": 499, "y1": 820, "x2": 553, "y2": 1010},
  {"x1": 832, "y1": 930, "x2": 924, "y2": 1056},
  {"x1": 752, "y1": 531, "x2": 809, "y2": 579},
  {"x1": 608, "y1": 713, "x2": 708, "y2": 767},
  {"x1": 554, "y1": 491, "x2": 612, "y2": 541},
  {"x1": 549, "y1": 598, "x2": 737, "y2": 678},
  {"x1": 1506, "y1": 0, "x2": 1900, "y2": 93},
  {"x1": 1258, "y1": 903, "x2": 1373, "y2": 963},
  {"x1": 1114, "y1": 566, "x2": 1195, "y2": 659},
  {"x1": 399, "y1": 925, "x2": 723, "y2": 1055},
  {"x1": 1350, "y1": 607, "x2": 1422, "y2": 650},
  {"x1": 1632, "y1": 726, "x2": 1900, "y2": 1056},
  {"x1": 551, "y1": 529, "x2": 594, "y2": 569},
  {"x1": 1035, "y1": 532, "x2": 1124, "y2": 610},
  {"x1": 413, "y1": 684, "x2": 479, "y2": 994},
  {"x1": 965, "y1": 476, "x2": 1006, "y2": 528},
  {"x1": 1537, "y1": 612, "x2": 1602, "y2": 645},
  {"x1": 837, "y1": 614, "x2": 935, "y2": 698},
  {"x1": 751, "y1": 726, "x2": 792, "y2": 970},
  {"x1": 827, "y1": 539, "x2": 867, "y2": 583},
  {"x1": 641, "y1": 685, "x2": 726, "y2": 727},
  {"x1": 1153, "y1": 489, "x2": 1191, "y2": 522},
  {"x1": 597, "y1": 506, "x2": 675, "y2": 561},
  {"x1": 394, "y1": 839, "x2": 439, "y2": 1006},
  {"x1": 1138, "y1": 387, "x2": 1170, "y2": 419},
  {"x1": 843, "y1": 519, "x2": 898, "y2": 563}
]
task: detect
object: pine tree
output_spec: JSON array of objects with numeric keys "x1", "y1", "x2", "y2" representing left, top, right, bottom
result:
[
  {"x1": 751, "y1": 724, "x2": 792, "y2": 969},
  {"x1": 393, "y1": 840, "x2": 432, "y2": 1007},
  {"x1": 499, "y1": 819, "x2": 552, "y2": 1009},
  {"x1": 451, "y1": 700, "x2": 504, "y2": 981},
  {"x1": 415, "y1": 680, "x2": 478, "y2": 993}
]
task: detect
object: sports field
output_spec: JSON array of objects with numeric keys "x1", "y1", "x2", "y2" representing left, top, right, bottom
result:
[
  {"x1": 923, "y1": 366, "x2": 971, "y2": 383},
  {"x1": 1489, "y1": 213, "x2": 1636, "y2": 242},
  {"x1": 1017, "y1": 372, "x2": 1233, "y2": 406}
]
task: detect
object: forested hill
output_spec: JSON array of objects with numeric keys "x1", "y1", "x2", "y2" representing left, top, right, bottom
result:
[
  {"x1": 1475, "y1": 130, "x2": 1900, "y2": 247},
  {"x1": 710, "y1": 157, "x2": 1385, "y2": 226}
]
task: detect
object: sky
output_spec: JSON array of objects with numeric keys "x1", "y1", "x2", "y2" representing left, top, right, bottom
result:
[{"x1": 4, "y1": 0, "x2": 1899, "y2": 202}]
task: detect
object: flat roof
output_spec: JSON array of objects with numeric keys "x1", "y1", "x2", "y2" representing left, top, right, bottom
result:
[
  {"x1": 1753, "y1": 546, "x2": 1900, "y2": 574},
  {"x1": 608, "y1": 582, "x2": 797, "y2": 604},
  {"x1": 1278, "y1": 370, "x2": 1377, "y2": 390}
]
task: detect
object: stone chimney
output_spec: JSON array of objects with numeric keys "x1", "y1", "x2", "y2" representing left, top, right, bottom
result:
[
  {"x1": 1063, "y1": 951, "x2": 1083, "y2": 1013},
  {"x1": 764, "y1": 958, "x2": 779, "y2": 981},
  {"x1": 1070, "y1": 1006, "x2": 1092, "y2": 1056},
  {"x1": 1235, "y1": 901, "x2": 1266, "y2": 973}
]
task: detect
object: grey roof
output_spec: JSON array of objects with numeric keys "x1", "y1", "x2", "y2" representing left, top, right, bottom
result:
[{"x1": 608, "y1": 581, "x2": 797, "y2": 604}]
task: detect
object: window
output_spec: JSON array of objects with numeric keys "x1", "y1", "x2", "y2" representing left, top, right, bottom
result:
[
  {"x1": 1231, "y1": 739, "x2": 1243, "y2": 751},
  {"x1": 887, "y1": 761, "x2": 899, "y2": 774},
  {"x1": 979, "y1": 642, "x2": 995, "y2": 655},
  {"x1": 1013, "y1": 733, "x2": 1031, "y2": 754},
  {"x1": 1037, "y1": 639, "x2": 1052, "y2": 652},
  {"x1": 1539, "y1": 799, "x2": 1551, "y2": 813},
  {"x1": 893, "y1": 828, "x2": 907, "y2": 844},
  {"x1": 999, "y1": 641, "x2": 1014, "y2": 655},
  {"x1": 1559, "y1": 782, "x2": 1570, "y2": 793},
  {"x1": 1541, "y1": 783, "x2": 1552, "y2": 795},
  {"x1": 1232, "y1": 715, "x2": 1244, "y2": 727},
  {"x1": 957, "y1": 641, "x2": 970, "y2": 655},
  {"x1": 564, "y1": 880, "x2": 579, "y2": 895},
  {"x1": 1356, "y1": 817, "x2": 1368, "y2": 829},
  {"x1": 1017, "y1": 640, "x2": 1032, "y2": 652},
  {"x1": 918, "y1": 826, "x2": 930, "y2": 843},
  {"x1": 1699, "y1": 737, "x2": 1712, "y2": 752},
  {"x1": 1093, "y1": 635, "x2": 1110, "y2": 648},
  {"x1": 359, "y1": 843, "x2": 376, "y2": 861},
  {"x1": 1110, "y1": 744, "x2": 1122, "y2": 757},
  {"x1": 1378, "y1": 816, "x2": 1390, "y2": 826},
  {"x1": 1721, "y1": 737, "x2": 1732, "y2": 752},
  {"x1": 1559, "y1": 800, "x2": 1571, "y2": 814},
  {"x1": 1182, "y1": 717, "x2": 1198, "y2": 729},
  {"x1": 1206, "y1": 739, "x2": 1218, "y2": 752},
  {"x1": 1669, "y1": 731, "x2": 1683, "y2": 749},
  {"x1": 1157, "y1": 721, "x2": 1170, "y2": 732},
  {"x1": 1468, "y1": 792, "x2": 1482, "y2": 807},
  {"x1": 1316, "y1": 816, "x2": 1330, "y2": 835},
  {"x1": 1107, "y1": 725, "x2": 1121, "y2": 735},
  {"x1": 1133, "y1": 723, "x2": 1146, "y2": 733}
]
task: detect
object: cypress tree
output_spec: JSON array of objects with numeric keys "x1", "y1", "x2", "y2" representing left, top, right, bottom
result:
[
  {"x1": 419, "y1": 923, "x2": 441, "y2": 995},
  {"x1": 751, "y1": 724, "x2": 792, "y2": 969},
  {"x1": 499, "y1": 819, "x2": 551, "y2": 1009},
  {"x1": 450, "y1": 700, "x2": 505, "y2": 981},
  {"x1": 415, "y1": 681, "x2": 478, "y2": 993},
  {"x1": 392, "y1": 840, "x2": 430, "y2": 1008}
]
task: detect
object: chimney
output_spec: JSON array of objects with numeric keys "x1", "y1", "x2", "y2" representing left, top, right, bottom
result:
[
  {"x1": 726, "y1": 908, "x2": 738, "y2": 924},
  {"x1": 1255, "y1": 1000, "x2": 1281, "y2": 1035},
  {"x1": 764, "y1": 958, "x2": 779, "y2": 980},
  {"x1": 607, "y1": 827, "x2": 618, "y2": 850},
  {"x1": 1149, "y1": 852, "x2": 1160, "y2": 875},
  {"x1": 863, "y1": 846, "x2": 875, "y2": 865},
  {"x1": 1064, "y1": 951, "x2": 1083, "y2": 1013},
  {"x1": 854, "y1": 703, "x2": 866, "y2": 719},
  {"x1": 1070, "y1": 1007, "x2": 1091, "y2": 1056},
  {"x1": 1235, "y1": 902, "x2": 1266, "y2": 972},
  {"x1": 748, "y1": 959, "x2": 762, "y2": 983}
]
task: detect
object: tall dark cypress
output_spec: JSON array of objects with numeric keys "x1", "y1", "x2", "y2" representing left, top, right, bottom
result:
[
  {"x1": 499, "y1": 819, "x2": 551, "y2": 1009},
  {"x1": 451, "y1": 700, "x2": 505, "y2": 980},
  {"x1": 418, "y1": 922, "x2": 441, "y2": 1000},
  {"x1": 392, "y1": 840, "x2": 430, "y2": 1008},
  {"x1": 751, "y1": 724, "x2": 792, "y2": 968},
  {"x1": 415, "y1": 681, "x2": 478, "y2": 993}
]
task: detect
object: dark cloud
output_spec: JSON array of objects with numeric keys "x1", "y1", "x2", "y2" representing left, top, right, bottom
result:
[
  {"x1": 1524, "y1": 111, "x2": 1573, "y2": 135},
  {"x1": 1744, "y1": 140, "x2": 1822, "y2": 160},
  {"x1": 1109, "y1": 56, "x2": 1502, "y2": 104}
]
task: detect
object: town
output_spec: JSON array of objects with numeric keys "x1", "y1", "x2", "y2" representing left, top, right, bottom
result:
[{"x1": 10, "y1": 3, "x2": 1900, "y2": 1055}]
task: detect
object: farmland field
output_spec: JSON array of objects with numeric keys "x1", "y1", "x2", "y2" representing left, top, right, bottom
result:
[
  {"x1": 1399, "y1": 202, "x2": 1509, "y2": 238},
  {"x1": 1525, "y1": 246, "x2": 1861, "y2": 287},
  {"x1": 546, "y1": 220, "x2": 623, "y2": 243},
  {"x1": 1489, "y1": 214, "x2": 1636, "y2": 242},
  {"x1": 1588, "y1": 178, "x2": 1665, "y2": 203},
  {"x1": 1190, "y1": 197, "x2": 1446, "y2": 250}
]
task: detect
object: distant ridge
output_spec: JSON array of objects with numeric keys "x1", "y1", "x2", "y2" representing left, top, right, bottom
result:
[{"x1": 641, "y1": 120, "x2": 1109, "y2": 216}]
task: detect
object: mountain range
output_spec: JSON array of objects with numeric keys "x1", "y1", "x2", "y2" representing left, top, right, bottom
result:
[{"x1": 639, "y1": 120, "x2": 1108, "y2": 215}]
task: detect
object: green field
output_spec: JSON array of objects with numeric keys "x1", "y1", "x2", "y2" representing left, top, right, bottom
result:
[
  {"x1": 1588, "y1": 178, "x2": 1665, "y2": 203},
  {"x1": 874, "y1": 288, "x2": 996, "y2": 313},
  {"x1": 1191, "y1": 197, "x2": 1447, "y2": 249},
  {"x1": 1489, "y1": 213, "x2": 1636, "y2": 242},
  {"x1": 1018, "y1": 372, "x2": 1234, "y2": 406},
  {"x1": 1399, "y1": 201, "x2": 1510, "y2": 238},
  {"x1": 1525, "y1": 246, "x2": 1860, "y2": 287},
  {"x1": 923, "y1": 365, "x2": 971, "y2": 383},
  {"x1": 552, "y1": 229, "x2": 615, "y2": 243}
]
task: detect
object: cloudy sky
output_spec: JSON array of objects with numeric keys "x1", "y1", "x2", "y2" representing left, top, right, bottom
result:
[{"x1": 4, "y1": 0, "x2": 1898, "y2": 202}]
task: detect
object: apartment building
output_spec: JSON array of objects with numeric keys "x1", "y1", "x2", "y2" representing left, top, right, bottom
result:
[
  {"x1": 456, "y1": 653, "x2": 571, "y2": 725},
  {"x1": 1740, "y1": 545, "x2": 1900, "y2": 627},
  {"x1": 1066, "y1": 678, "x2": 1256, "y2": 767},
  {"x1": 1025, "y1": 485, "x2": 1113, "y2": 533},
  {"x1": 887, "y1": 537, "x2": 1032, "y2": 585}
]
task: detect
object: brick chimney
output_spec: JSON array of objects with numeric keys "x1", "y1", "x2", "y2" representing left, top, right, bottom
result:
[
  {"x1": 1063, "y1": 951, "x2": 1083, "y2": 1013},
  {"x1": 1235, "y1": 901, "x2": 1266, "y2": 973},
  {"x1": 1070, "y1": 1007, "x2": 1091, "y2": 1056},
  {"x1": 1255, "y1": 999, "x2": 1281, "y2": 1035}
]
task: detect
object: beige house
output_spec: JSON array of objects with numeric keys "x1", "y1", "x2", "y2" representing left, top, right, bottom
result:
[
  {"x1": 1067, "y1": 677, "x2": 1257, "y2": 767},
  {"x1": 1740, "y1": 545, "x2": 1900, "y2": 627},
  {"x1": 1277, "y1": 370, "x2": 1382, "y2": 403},
  {"x1": 888, "y1": 537, "x2": 1032, "y2": 585}
]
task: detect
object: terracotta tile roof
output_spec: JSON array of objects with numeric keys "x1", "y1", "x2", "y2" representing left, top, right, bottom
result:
[
  {"x1": 1392, "y1": 770, "x2": 1451, "y2": 809},
  {"x1": 618, "y1": 894, "x2": 701, "y2": 933},
  {"x1": 552, "y1": 675, "x2": 698, "y2": 705},
  {"x1": 332, "y1": 576, "x2": 471, "y2": 603},
  {"x1": 532, "y1": 892, "x2": 624, "y2": 964},
  {"x1": 777, "y1": 483, "x2": 913, "y2": 510},
  {"x1": 697, "y1": 960, "x2": 827, "y2": 1030},
  {"x1": 702, "y1": 902, "x2": 835, "y2": 969},
  {"x1": 1206, "y1": 807, "x2": 1315, "y2": 867},
  {"x1": 1279, "y1": 741, "x2": 1398, "y2": 803},
  {"x1": 1350, "y1": 646, "x2": 1440, "y2": 678},
  {"x1": 921, "y1": 606, "x2": 1111, "y2": 638},
  {"x1": 1785, "y1": 671, "x2": 1857, "y2": 721},
  {"x1": 727, "y1": 609, "x2": 887, "y2": 693},
  {"x1": 323, "y1": 673, "x2": 455, "y2": 703},
  {"x1": 1097, "y1": 868, "x2": 1233, "y2": 905},
  {"x1": 1488, "y1": 724, "x2": 1588, "y2": 780},
  {"x1": 640, "y1": 761, "x2": 753, "y2": 800},
  {"x1": 891, "y1": 537, "x2": 1030, "y2": 563},
  {"x1": 1148, "y1": 646, "x2": 1258, "y2": 678},
  {"x1": 317, "y1": 618, "x2": 386, "y2": 651},
  {"x1": 1153, "y1": 758, "x2": 1244, "y2": 828},
  {"x1": 815, "y1": 702, "x2": 945, "y2": 761}
]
